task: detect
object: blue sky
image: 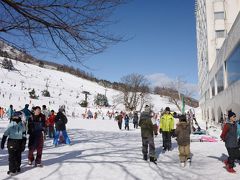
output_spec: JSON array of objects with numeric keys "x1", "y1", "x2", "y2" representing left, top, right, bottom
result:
[
  {"x1": 2, "y1": 0, "x2": 198, "y2": 95},
  {"x1": 84, "y1": 0, "x2": 198, "y2": 86}
]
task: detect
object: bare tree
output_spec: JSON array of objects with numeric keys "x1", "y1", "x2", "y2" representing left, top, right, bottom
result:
[
  {"x1": 114, "y1": 73, "x2": 150, "y2": 111},
  {"x1": 168, "y1": 77, "x2": 196, "y2": 112},
  {"x1": 0, "y1": 0, "x2": 125, "y2": 64}
]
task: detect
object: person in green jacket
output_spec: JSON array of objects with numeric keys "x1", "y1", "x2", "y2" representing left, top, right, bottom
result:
[
  {"x1": 159, "y1": 107, "x2": 174, "y2": 151},
  {"x1": 139, "y1": 105, "x2": 158, "y2": 164}
]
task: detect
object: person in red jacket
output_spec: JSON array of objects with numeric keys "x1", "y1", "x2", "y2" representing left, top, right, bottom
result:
[
  {"x1": 220, "y1": 111, "x2": 240, "y2": 173},
  {"x1": 47, "y1": 110, "x2": 56, "y2": 138}
]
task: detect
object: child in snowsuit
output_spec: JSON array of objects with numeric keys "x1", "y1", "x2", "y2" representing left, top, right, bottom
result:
[
  {"x1": 124, "y1": 115, "x2": 130, "y2": 130},
  {"x1": 220, "y1": 111, "x2": 240, "y2": 173},
  {"x1": 1, "y1": 111, "x2": 26, "y2": 175},
  {"x1": 139, "y1": 105, "x2": 158, "y2": 164},
  {"x1": 28, "y1": 106, "x2": 46, "y2": 167},
  {"x1": 175, "y1": 115, "x2": 191, "y2": 167}
]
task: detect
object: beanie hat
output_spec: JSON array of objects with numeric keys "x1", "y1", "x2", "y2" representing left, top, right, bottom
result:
[
  {"x1": 179, "y1": 114, "x2": 187, "y2": 122},
  {"x1": 165, "y1": 107, "x2": 170, "y2": 112},
  {"x1": 228, "y1": 111, "x2": 236, "y2": 119}
]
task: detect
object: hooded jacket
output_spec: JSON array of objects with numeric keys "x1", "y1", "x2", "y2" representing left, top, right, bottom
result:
[
  {"x1": 160, "y1": 114, "x2": 174, "y2": 132},
  {"x1": 175, "y1": 121, "x2": 191, "y2": 146}
]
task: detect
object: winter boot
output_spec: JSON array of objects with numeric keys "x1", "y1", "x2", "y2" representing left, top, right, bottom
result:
[
  {"x1": 7, "y1": 171, "x2": 16, "y2": 176},
  {"x1": 17, "y1": 167, "x2": 21, "y2": 173},
  {"x1": 150, "y1": 157, "x2": 157, "y2": 164},
  {"x1": 226, "y1": 166, "x2": 236, "y2": 173},
  {"x1": 186, "y1": 158, "x2": 191, "y2": 167},
  {"x1": 180, "y1": 161, "x2": 185, "y2": 168},
  {"x1": 143, "y1": 154, "x2": 148, "y2": 161}
]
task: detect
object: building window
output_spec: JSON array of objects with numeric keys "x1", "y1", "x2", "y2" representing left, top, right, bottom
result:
[
  {"x1": 210, "y1": 79, "x2": 215, "y2": 97},
  {"x1": 215, "y1": 30, "x2": 225, "y2": 38},
  {"x1": 216, "y1": 66, "x2": 224, "y2": 93},
  {"x1": 226, "y1": 43, "x2": 240, "y2": 86},
  {"x1": 214, "y1": 12, "x2": 224, "y2": 20}
]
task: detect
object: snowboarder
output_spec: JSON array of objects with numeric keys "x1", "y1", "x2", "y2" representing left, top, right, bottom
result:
[
  {"x1": 124, "y1": 114, "x2": 130, "y2": 130},
  {"x1": 1, "y1": 111, "x2": 27, "y2": 175},
  {"x1": 133, "y1": 112, "x2": 139, "y2": 129},
  {"x1": 53, "y1": 108, "x2": 71, "y2": 146},
  {"x1": 220, "y1": 111, "x2": 240, "y2": 173},
  {"x1": 159, "y1": 107, "x2": 174, "y2": 151},
  {"x1": 139, "y1": 105, "x2": 158, "y2": 164},
  {"x1": 27, "y1": 106, "x2": 46, "y2": 167},
  {"x1": 175, "y1": 114, "x2": 191, "y2": 167}
]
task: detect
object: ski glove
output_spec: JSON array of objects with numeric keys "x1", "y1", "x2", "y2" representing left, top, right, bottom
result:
[{"x1": 1, "y1": 135, "x2": 7, "y2": 149}]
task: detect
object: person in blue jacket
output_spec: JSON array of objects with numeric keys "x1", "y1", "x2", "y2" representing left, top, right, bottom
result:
[{"x1": 1, "y1": 111, "x2": 26, "y2": 175}]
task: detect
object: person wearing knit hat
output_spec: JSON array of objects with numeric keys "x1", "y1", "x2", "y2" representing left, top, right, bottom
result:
[
  {"x1": 159, "y1": 107, "x2": 175, "y2": 151},
  {"x1": 220, "y1": 111, "x2": 240, "y2": 173},
  {"x1": 1, "y1": 111, "x2": 26, "y2": 175},
  {"x1": 139, "y1": 105, "x2": 158, "y2": 164}
]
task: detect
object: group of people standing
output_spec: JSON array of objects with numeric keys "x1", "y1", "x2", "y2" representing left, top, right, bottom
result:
[
  {"x1": 139, "y1": 105, "x2": 191, "y2": 167},
  {"x1": 1, "y1": 104, "x2": 71, "y2": 175}
]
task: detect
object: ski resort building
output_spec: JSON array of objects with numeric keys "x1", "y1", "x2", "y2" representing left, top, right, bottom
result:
[{"x1": 195, "y1": 0, "x2": 240, "y2": 123}]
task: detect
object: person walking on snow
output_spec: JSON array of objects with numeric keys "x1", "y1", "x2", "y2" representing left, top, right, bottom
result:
[
  {"x1": 47, "y1": 110, "x2": 56, "y2": 138},
  {"x1": 159, "y1": 107, "x2": 174, "y2": 151},
  {"x1": 220, "y1": 111, "x2": 240, "y2": 173},
  {"x1": 27, "y1": 106, "x2": 46, "y2": 167},
  {"x1": 133, "y1": 112, "x2": 139, "y2": 129},
  {"x1": 7, "y1": 105, "x2": 14, "y2": 121},
  {"x1": 139, "y1": 105, "x2": 158, "y2": 164},
  {"x1": 124, "y1": 114, "x2": 130, "y2": 130},
  {"x1": 175, "y1": 114, "x2": 191, "y2": 167},
  {"x1": 53, "y1": 108, "x2": 71, "y2": 146},
  {"x1": 1, "y1": 111, "x2": 27, "y2": 175}
]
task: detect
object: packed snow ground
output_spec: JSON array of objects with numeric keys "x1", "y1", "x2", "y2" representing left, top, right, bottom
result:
[{"x1": 0, "y1": 117, "x2": 239, "y2": 180}]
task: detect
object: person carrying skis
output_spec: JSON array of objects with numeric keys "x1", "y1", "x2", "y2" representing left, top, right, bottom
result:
[
  {"x1": 53, "y1": 108, "x2": 71, "y2": 146},
  {"x1": 1, "y1": 111, "x2": 27, "y2": 175},
  {"x1": 175, "y1": 114, "x2": 191, "y2": 167},
  {"x1": 220, "y1": 111, "x2": 240, "y2": 173},
  {"x1": 159, "y1": 107, "x2": 174, "y2": 151},
  {"x1": 28, "y1": 106, "x2": 46, "y2": 167},
  {"x1": 139, "y1": 105, "x2": 158, "y2": 164}
]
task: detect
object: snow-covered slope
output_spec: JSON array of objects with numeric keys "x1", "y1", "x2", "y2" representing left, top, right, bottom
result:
[{"x1": 0, "y1": 57, "x2": 189, "y2": 115}]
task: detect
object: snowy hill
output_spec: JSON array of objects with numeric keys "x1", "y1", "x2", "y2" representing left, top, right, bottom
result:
[{"x1": 0, "y1": 57, "x2": 189, "y2": 115}]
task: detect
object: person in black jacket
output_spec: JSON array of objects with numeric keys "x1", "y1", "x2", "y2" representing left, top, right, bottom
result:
[
  {"x1": 53, "y1": 108, "x2": 71, "y2": 146},
  {"x1": 27, "y1": 106, "x2": 45, "y2": 167}
]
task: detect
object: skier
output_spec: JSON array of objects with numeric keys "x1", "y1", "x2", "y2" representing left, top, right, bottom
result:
[
  {"x1": 159, "y1": 107, "x2": 174, "y2": 151},
  {"x1": 1, "y1": 111, "x2": 27, "y2": 175},
  {"x1": 139, "y1": 105, "x2": 158, "y2": 164},
  {"x1": 175, "y1": 114, "x2": 191, "y2": 167},
  {"x1": 53, "y1": 108, "x2": 71, "y2": 146},
  {"x1": 124, "y1": 114, "x2": 130, "y2": 130},
  {"x1": 133, "y1": 112, "x2": 139, "y2": 129},
  {"x1": 220, "y1": 111, "x2": 240, "y2": 173},
  {"x1": 27, "y1": 106, "x2": 46, "y2": 167}
]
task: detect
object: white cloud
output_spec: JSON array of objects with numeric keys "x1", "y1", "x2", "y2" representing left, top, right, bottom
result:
[{"x1": 146, "y1": 73, "x2": 199, "y2": 99}]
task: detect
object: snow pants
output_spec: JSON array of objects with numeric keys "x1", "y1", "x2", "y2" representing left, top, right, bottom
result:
[
  {"x1": 162, "y1": 131, "x2": 172, "y2": 150},
  {"x1": 142, "y1": 135, "x2": 156, "y2": 158},
  {"x1": 178, "y1": 145, "x2": 190, "y2": 162},
  {"x1": 53, "y1": 130, "x2": 71, "y2": 145},
  {"x1": 28, "y1": 132, "x2": 44, "y2": 164},
  {"x1": 8, "y1": 148, "x2": 22, "y2": 172},
  {"x1": 227, "y1": 147, "x2": 240, "y2": 168}
]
